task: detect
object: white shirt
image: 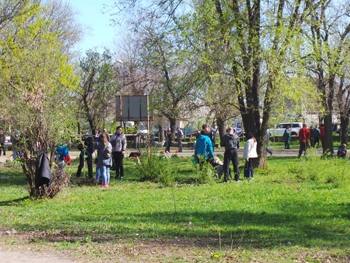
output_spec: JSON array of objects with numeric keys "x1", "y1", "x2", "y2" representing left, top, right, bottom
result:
[{"x1": 243, "y1": 138, "x2": 258, "y2": 159}]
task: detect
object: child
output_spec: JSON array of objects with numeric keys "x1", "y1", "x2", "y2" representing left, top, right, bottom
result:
[{"x1": 337, "y1": 143, "x2": 347, "y2": 158}]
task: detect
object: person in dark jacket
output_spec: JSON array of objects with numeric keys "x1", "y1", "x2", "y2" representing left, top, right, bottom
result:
[
  {"x1": 77, "y1": 135, "x2": 94, "y2": 179},
  {"x1": 221, "y1": 126, "x2": 240, "y2": 182},
  {"x1": 0, "y1": 129, "x2": 6, "y2": 156},
  {"x1": 337, "y1": 143, "x2": 347, "y2": 158},
  {"x1": 165, "y1": 127, "x2": 172, "y2": 153},
  {"x1": 110, "y1": 126, "x2": 126, "y2": 179}
]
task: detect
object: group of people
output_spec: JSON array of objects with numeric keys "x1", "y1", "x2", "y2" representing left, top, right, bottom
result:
[
  {"x1": 77, "y1": 126, "x2": 126, "y2": 188},
  {"x1": 283, "y1": 123, "x2": 347, "y2": 158},
  {"x1": 194, "y1": 124, "x2": 257, "y2": 182}
]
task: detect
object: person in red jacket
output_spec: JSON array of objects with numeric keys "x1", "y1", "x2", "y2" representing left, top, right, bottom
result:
[
  {"x1": 298, "y1": 123, "x2": 311, "y2": 157},
  {"x1": 319, "y1": 124, "x2": 325, "y2": 152}
]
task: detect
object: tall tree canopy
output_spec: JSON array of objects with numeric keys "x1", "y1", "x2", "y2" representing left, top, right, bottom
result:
[{"x1": 0, "y1": 0, "x2": 80, "y2": 196}]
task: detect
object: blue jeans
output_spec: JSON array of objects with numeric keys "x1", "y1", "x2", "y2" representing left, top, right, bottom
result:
[
  {"x1": 101, "y1": 166, "x2": 110, "y2": 185},
  {"x1": 96, "y1": 166, "x2": 101, "y2": 181},
  {"x1": 284, "y1": 139, "x2": 290, "y2": 149}
]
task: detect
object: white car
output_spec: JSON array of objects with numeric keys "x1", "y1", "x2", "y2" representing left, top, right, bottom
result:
[
  {"x1": 138, "y1": 124, "x2": 148, "y2": 135},
  {"x1": 3, "y1": 134, "x2": 12, "y2": 148},
  {"x1": 269, "y1": 122, "x2": 303, "y2": 137}
]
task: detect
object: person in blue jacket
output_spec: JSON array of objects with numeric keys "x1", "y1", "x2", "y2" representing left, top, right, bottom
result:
[{"x1": 194, "y1": 124, "x2": 214, "y2": 166}]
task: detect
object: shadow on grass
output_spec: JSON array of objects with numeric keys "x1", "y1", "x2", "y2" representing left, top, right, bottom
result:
[
  {"x1": 12, "y1": 201, "x2": 350, "y2": 250},
  {"x1": 0, "y1": 196, "x2": 30, "y2": 206},
  {"x1": 0, "y1": 167, "x2": 27, "y2": 186}
]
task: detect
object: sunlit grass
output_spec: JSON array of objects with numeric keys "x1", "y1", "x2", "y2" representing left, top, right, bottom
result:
[{"x1": 0, "y1": 154, "x2": 349, "y2": 262}]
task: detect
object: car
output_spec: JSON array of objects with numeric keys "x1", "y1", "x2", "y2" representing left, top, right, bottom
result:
[
  {"x1": 138, "y1": 124, "x2": 148, "y2": 135},
  {"x1": 269, "y1": 122, "x2": 303, "y2": 137},
  {"x1": 4, "y1": 134, "x2": 12, "y2": 149}
]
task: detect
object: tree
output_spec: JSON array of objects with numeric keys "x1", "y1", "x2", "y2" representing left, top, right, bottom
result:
[
  {"x1": 302, "y1": 1, "x2": 350, "y2": 154},
  {"x1": 116, "y1": 8, "x2": 202, "y2": 135},
  {"x1": 0, "y1": 0, "x2": 79, "y2": 197},
  {"x1": 76, "y1": 49, "x2": 118, "y2": 134}
]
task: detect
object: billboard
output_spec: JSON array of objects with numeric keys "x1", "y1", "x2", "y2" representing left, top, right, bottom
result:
[{"x1": 116, "y1": 95, "x2": 152, "y2": 121}]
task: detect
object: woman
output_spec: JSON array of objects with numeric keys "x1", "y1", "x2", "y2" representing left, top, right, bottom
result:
[
  {"x1": 94, "y1": 132, "x2": 112, "y2": 187},
  {"x1": 243, "y1": 133, "x2": 258, "y2": 179},
  {"x1": 110, "y1": 126, "x2": 126, "y2": 179}
]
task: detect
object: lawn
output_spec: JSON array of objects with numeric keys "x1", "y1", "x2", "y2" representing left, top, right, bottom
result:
[{"x1": 0, "y1": 153, "x2": 349, "y2": 262}]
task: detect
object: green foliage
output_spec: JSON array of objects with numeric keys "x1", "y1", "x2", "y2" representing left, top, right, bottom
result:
[
  {"x1": 0, "y1": 1, "x2": 79, "y2": 197},
  {"x1": 134, "y1": 153, "x2": 177, "y2": 186},
  {"x1": 76, "y1": 49, "x2": 117, "y2": 133},
  {"x1": 193, "y1": 155, "x2": 216, "y2": 184}
]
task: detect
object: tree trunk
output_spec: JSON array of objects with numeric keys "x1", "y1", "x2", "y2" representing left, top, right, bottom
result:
[
  {"x1": 217, "y1": 117, "x2": 225, "y2": 146},
  {"x1": 323, "y1": 114, "x2": 334, "y2": 154},
  {"x1": 340, "y1": 115, "x2": 349, "y2": 145}
]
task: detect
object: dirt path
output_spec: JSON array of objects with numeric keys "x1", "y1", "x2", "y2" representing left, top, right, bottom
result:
[{"x1": 0, "y1": 249, "x2": 76, "y2": 263}]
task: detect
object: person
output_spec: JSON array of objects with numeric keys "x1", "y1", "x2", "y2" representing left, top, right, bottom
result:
[
  {"x1": 94, "y1": 128, "x2": 101, "y2": 142},
  {"x1": 337, "y1": 143, "x2": 347, "y2": 158},
  {"x1": 298, "y1": 123, "x2": 311, "y2": 157},
  {"x1": 319, "y1": 124, "x2": 325, "y2": 152},
  {"x1": 110, "y1": 126, "x2": 126, "y2": 179},
  {"x1": 243, "y1": 133, "x2": 258, "y2": 179},
  {"x1": 220, "y1": 126, "x2": 240, "y2": 182},
  {"x1": 165, "y1": 127, "x2": 172, "y2": 153},
  {"x1": 194, "y1": 124, "x2": 214, "y2": 166},
  {"x1": 311, "y1": 126, "x2": 320, "y2": 148},
  {"x1": 283, "y1": 126, "x2": 291, "y2": 149},
  {"x1": 0, "y1": 129, "x2": 6, "y2": 156},
  {"x1": 11, "y1": 130, "x2": 23, "y2": 160},
  {"x1": 76, "y1": 135, "x2": 94, "y2": 179},
  {"x1": 94, "y1": 132, "x2": 113, "y2": 187},
  {"x1": 176, "y1": 127, "x2": 183, "y2": 152},
  {"x1": 209, "y1": 126, "x2": 217, "y2": 147},
  {"x1": 55, "y1": 144, "x2": 71, "y2": 168},
  {"x1": 266, "y1": 131, "x2": 273, "y2": 155}
]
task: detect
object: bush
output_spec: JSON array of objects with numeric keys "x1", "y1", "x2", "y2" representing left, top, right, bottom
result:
[{"x1": 134, "y1": 153, "x2": 176, "y2": 186}]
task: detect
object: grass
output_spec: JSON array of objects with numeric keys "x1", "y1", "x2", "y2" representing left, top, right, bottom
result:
[{"x1": 0, "y1": 153, "x2": 350, "y2": 262}]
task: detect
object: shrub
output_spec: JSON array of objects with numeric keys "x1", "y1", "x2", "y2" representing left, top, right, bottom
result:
[{"x1": 134, "y1": 153, "x2": 176, "y2": 186}]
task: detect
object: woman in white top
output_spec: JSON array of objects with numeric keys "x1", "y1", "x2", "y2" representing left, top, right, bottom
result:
[{"x1": 243, "y1": 133, "x2": 258, "y2": 178}]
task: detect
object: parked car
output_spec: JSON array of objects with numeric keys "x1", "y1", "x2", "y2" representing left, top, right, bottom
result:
[
  {"x1": 4, "y1": 133, "x2": 12, "y2": 148},
  {"x1": 269, "y1": 122, "x2": 303, "y2": 136},
  {"x1": 138, "y1": 124, "x2": 148, "y2": 135}
]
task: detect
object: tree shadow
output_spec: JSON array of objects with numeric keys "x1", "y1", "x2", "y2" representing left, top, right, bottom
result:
[{"x1": 0, "y1": 196, "x2": 30, "y2": 206}]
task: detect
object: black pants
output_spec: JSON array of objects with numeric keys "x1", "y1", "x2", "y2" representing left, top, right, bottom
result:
[
  {"x1": 298, "y1": 142, "x2": 309, "y2": 157},
  {"x1": 177, "y1": 138, "x2": 183, "y2": 152},
  {"x1": 223, "y1": 148, "x2": 239, "y2": 181},
  {"x1": 77, "y1": 152, "x2": 93, "y2": 178},
  {"x1": 165, "y1": 140, "x2": 171, "y2": 152},
  {"x1": 244, "y1": 159, "x2": 254, "y2": 178},
  {"x1": 113, "y1": 152, "x2": 124, "y2": 178}
]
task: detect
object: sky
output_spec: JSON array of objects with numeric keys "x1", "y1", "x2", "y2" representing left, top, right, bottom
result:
[{"x1": 68, "y1": 0, "x2": 119, "y2": 54}]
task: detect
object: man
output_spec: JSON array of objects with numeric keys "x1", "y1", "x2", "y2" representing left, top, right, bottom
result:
[
  {"x1": 319, "y1": 124, "x2": 325, "y2": 152},
  {"x1": 221, "y1": 126, "x2": 240, "y2": 182},
  {"x1": 298, "y1": 123, "x2": 311, "y2": 157},
  {"x1": 110, "y1": 126, "x2": 126, "y2": 179},
  {"x1": 266, "y1": 130, "x2": 273, "y2": 156},
  {"x1": 311, "y1": 126, "x2": 320, "y2": 148},
  {"x1": 77, "y1": 135, "x2": 94, "y2": 179},
  {"x1": 194, "y1": 124, "x2": 214, "y2": 166},
  {"x1": 165, "y1": 127, "x2": 172, "y2": 153},
  {"x1": 283, "y1": 126, "x2": 291, "y2": 149},
  {"x1": 0, "y1": 129, "x2": 6, "y2": 156},
  {"x1": 176, "y1": 127, "x2": 183, "y2": 152}
]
